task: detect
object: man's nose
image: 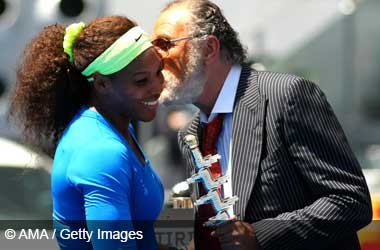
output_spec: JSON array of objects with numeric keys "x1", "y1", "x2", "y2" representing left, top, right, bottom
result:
[
  {"x1": 151, "y1": 43, "x2": 168, "y2": 59},
  {"x1": 156, "y1": 48, "x2": 167, "y2": 58}
]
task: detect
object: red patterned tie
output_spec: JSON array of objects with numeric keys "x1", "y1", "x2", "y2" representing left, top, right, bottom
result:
[
  {"x1": 202, "y1": 114, "x2": 224, "y2": 178},
  {"x1": 195, "y1": 114, "x2": 224, "y2": 250}
]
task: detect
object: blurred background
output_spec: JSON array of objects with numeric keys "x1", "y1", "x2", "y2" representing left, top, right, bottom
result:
[{"x1": 0, "y1": 0, "x2": 379, "y2": 247}]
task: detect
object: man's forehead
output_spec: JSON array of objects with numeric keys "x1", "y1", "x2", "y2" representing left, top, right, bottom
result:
[
  {"x1": 154, "y1": 7, "x2": 191, "y2": 37},
  {"x1": 163, "y1": 7, "x2": 190, "y2": 23}
]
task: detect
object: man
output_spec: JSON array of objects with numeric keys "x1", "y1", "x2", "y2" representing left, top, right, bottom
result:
[{"x1": 152, "y1": 0, "x2": 372, "y2": 249}]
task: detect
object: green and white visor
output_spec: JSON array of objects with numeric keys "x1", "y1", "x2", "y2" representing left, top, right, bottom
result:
[{"x1": 82, "y1": 26, "x2": 153, "y2": 82}]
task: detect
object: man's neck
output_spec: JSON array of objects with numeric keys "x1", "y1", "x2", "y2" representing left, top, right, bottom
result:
[{"x1": 195, "y1": 63, "x2": 232, "y2": 116}]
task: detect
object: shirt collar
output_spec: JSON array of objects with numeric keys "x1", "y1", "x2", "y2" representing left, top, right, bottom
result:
[{"x1": 200, "y1": 64, "x2": 242, "y2": 123}]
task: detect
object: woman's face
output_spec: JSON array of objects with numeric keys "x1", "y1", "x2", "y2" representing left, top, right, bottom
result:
[{"x1": 107, "y1": 47, "x2": 164, "y2": 122}]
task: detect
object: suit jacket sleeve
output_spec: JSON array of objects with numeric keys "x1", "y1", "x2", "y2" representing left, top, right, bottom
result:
[{"x1": 253, "y1": 78, "x2": 372, "y2": 250}]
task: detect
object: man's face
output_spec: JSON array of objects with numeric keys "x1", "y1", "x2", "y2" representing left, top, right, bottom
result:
[{"x1": 152, "y1": 6, "x2": 207, "y2": 105}]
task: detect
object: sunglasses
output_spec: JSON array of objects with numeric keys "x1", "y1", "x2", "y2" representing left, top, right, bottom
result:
[{"x1": 152, "y1": 34, "x2": 206, "y2": 54}]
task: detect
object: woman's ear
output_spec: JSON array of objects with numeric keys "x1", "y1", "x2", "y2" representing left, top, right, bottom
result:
[
  {"x1": 92, "y1": 73, "x2": 112, "y2": 95},
  {"x1": 203, "y1": 35, "x2": 220, "y2": 65}
]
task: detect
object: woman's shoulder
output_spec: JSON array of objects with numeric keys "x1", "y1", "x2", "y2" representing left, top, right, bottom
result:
[
  {"x1": 67, "y1": 138, "x2": 132, "y2": 178},
  {"x1": 80, "y1": 137, "x2": 128, "y2": 161}
]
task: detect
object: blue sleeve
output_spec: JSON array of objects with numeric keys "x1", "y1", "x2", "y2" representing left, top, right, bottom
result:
[{"x1": 68, "y1": 140, "x2": 137, "y2": 249}]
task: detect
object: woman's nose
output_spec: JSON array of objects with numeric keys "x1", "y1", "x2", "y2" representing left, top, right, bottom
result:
[{"x1": 152, "y1": 73, "x2": 164, "y2": 95}]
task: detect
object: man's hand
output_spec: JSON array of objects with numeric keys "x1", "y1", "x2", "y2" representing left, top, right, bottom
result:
[{"x1": 211, "y1": 219, "x2": 260, "y2": 250}]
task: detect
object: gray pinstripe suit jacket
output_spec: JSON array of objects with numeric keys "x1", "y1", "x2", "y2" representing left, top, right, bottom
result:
[{"x1": 178, "y1": 65, "x2": 372, "y2": 250}]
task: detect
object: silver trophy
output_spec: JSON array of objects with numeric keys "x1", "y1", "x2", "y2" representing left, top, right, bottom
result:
[
  {"x1": 186, "y1": 168, "x2": 229, "y2": 192},
  {"x1": 184, "y1": 135, "x2": 221, "y2": 171},
  {"x1": 184, "y1": 134, "x2": 238, "y2": 227}
]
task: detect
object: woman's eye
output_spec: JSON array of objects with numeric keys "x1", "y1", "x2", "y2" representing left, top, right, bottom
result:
[{"x1": 135, "y1": 78, "x2": 148, "y2": 85}]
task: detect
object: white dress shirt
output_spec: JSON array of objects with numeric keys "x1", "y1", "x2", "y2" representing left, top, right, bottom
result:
[{"x1": 199, "y1": 65, "x2": 242, "y2": 216}]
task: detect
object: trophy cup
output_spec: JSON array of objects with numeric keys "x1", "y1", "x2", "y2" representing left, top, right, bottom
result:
[{"x1": 184, "y1": 135, "x2": 238, "y2": 227}]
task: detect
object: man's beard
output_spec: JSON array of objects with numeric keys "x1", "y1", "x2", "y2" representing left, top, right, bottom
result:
[{"x1": 159, "y1": 44, "x2": 207, "y2": 105}]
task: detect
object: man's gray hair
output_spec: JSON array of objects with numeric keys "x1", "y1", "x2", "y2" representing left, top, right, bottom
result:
[{"x1": 162, "y1": 0, "x2": 247, "y2": 65}]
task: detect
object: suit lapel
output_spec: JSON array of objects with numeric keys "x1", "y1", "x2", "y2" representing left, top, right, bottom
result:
[
  {"x1": 181, "y1": 65, "x2": 266, "y2": 219},
  {"x1": 232, "y1": 65, "x2": 266, "y2": 218}
]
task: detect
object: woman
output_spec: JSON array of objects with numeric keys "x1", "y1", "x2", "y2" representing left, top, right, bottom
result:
[{"x1": 9, "y1": 16, "x2": 164, "y2": 249}]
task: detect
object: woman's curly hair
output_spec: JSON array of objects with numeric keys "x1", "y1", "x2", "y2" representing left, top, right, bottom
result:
[{"x1": 8, "y1": 16, "x2": 136, "y2": 156}]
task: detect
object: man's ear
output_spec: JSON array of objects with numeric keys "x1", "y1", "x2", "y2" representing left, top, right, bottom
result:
[
  {"x1": 92, "y1": 73, "x2": 112, "y2": 94},
  {"x1": 203, "y1": 35, "x2": 220, "y2": 65}
]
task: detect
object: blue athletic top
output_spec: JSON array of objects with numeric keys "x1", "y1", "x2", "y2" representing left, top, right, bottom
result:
[{"x1": 52, "y1": 107, "x2": 164, "y2": 249}]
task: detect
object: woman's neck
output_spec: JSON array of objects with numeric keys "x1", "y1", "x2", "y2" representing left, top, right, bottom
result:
[{"x1": 89, "y1": 104, "x2": 131, "y2": 139}]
